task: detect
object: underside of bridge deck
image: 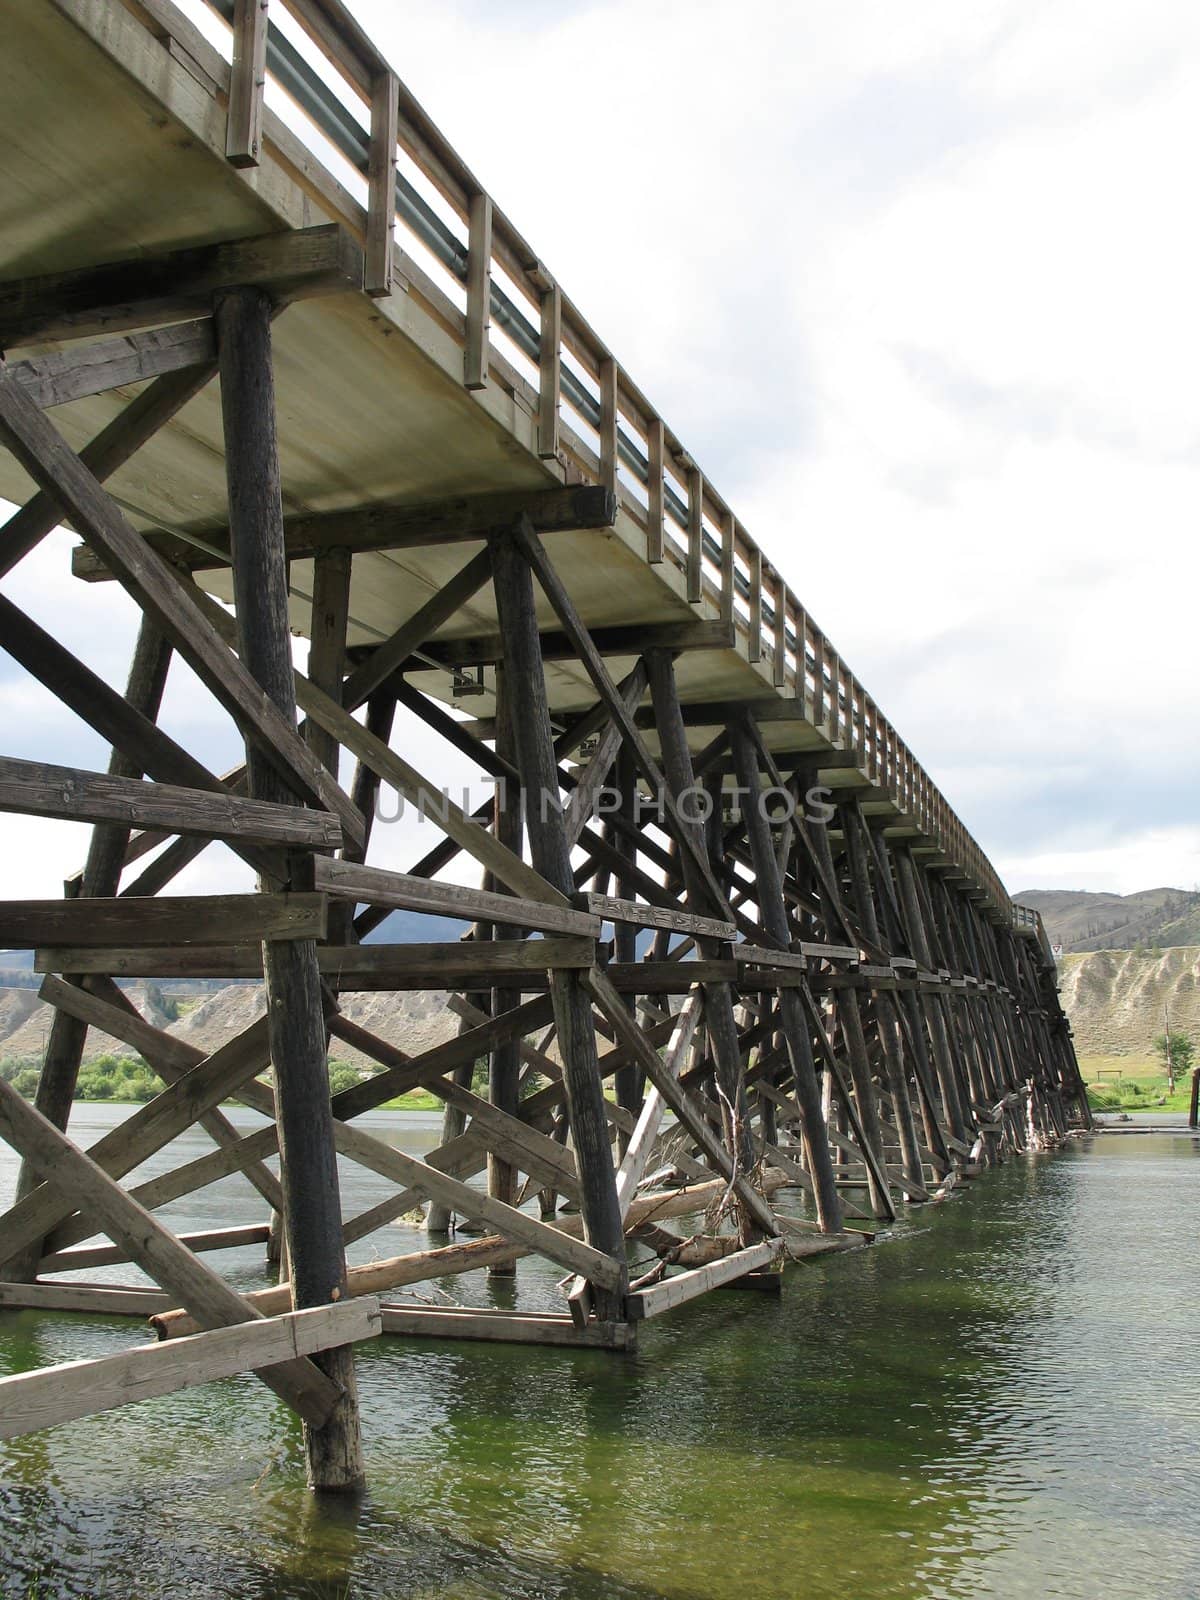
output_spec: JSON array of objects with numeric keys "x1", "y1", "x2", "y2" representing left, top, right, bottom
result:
[{"x1": 0, "y1": 0, "x2": 1087, "y2": 1488}]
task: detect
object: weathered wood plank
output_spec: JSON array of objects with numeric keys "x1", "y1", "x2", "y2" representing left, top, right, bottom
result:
[
  {"x1": 72, "y1": 484, "x2": 618, "y2": 578},
  {"x1": 627, "y1": 1238, "x2": 784, "y2": 1319},
  {"x1": 0, "y1": 755, "x2": 339, "y2": 848},
  {"x1": 0, "y1": 225, "x2": 362, "y2": 346},
  {"x1": 411, "y1": 618, "x2": 733, "y2": 672},
  {"x1": 308, "y1": 858, "x2": 599, "y2": 937},
  {"x1": 0, "y1": 1281, "x2": 171, "y2": 1316},
  {"x1": 464, "y1": 191, "x2": 492, "y2": 389},
  {"x1": 0, "y1": 1300, "x2": 382, "y2": 1443},
  {"x1": 537, "y1": 281, "x2": 561, "y2": 459},
  {"x1": 33, "y1": 937, "x2": 595, "y2": 981},
  {"x1": 38, "y1": 1224, "x2": 271, "y2": 1275},
  {"x1": 582, "y1": 894, "x2": 736, "y2": 942},
  {"x1": 4, "y1": 892, "x2": 326, "y2": 948},
  {"x1": 379, "y1": 1305, "x2": 632, "y2": 1350},
  {"x1": 7, "y1": 322, "x2": 215, "y2": 410}
]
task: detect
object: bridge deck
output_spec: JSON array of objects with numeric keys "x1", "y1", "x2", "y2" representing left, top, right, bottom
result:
[{"x1": 1, "y1": 0, "x2": 1004, "y2": 910}]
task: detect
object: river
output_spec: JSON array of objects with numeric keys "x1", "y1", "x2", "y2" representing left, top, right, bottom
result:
[{"x1": 0, "y1": 1109, "x2": 1196, "y2": 1599}]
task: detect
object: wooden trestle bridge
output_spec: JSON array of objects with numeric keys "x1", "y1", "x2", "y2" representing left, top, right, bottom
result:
[{"x1": 0, "y1": 0, "x2": 1086, "y2": 1490}]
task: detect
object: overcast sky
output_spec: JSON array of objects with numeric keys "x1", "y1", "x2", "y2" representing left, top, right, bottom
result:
[{"x1": 3, "y1": 0, "x2": 1197, "y2": 901}]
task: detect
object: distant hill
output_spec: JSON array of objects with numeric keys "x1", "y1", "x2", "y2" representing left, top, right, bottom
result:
[
  {"x1": 1058, "y1": 946, "x2": 1200, "y2": 1057},
  {"x1": 1015, "y1": 888, "x2": 1200, "y2": 953}
]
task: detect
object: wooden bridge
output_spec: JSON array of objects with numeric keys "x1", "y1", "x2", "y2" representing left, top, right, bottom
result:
[{"x1": 0, "y1": 0, "x2": 1086, "y2": 1490}]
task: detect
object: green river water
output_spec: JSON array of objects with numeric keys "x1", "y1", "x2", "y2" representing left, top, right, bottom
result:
[{"x1": 0, "y1": 1111, "x2": 1196, "y2": 1599}]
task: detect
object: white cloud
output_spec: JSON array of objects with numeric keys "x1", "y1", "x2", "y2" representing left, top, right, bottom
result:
[
  {"x1": 341, "y1": 0, "x2": 1200, "y2": 894},
  {"x1": 2, "y1": 0, "x2": 1196, "y2": 901}
]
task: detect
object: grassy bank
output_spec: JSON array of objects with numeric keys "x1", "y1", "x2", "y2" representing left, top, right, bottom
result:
[{"x1": 1078, "y1": 1052, "x2": 1195, "y2": 1114}]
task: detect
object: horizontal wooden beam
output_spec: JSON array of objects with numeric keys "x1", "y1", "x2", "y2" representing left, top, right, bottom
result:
[
  {"x1": 308, "y1": 857, "x2": 600, "y2": 937},
  {"x1": 627, "y1": 1239, "x2": 784, "y2": 1319},
  {"x1": 72, "y1": 483, "x2": 618, "y2": 579},
  {"x1": 0, "y1": 1281, "x2": 171, "y2": 1316},
  {"x1": 408, "y1": 618, "x2": 733, "y2": 671},
  {"x1": 8, "y1": 893, "x2": 327, "y2": 948},
  {"x1": 734, "y1": 943, "x2": 809, "y2": 971},
  {"x1": 631, "y1": 698, "x2": 817, "y2": 729},
  {"x1": 7, "y1": 321, "x2": 215, "y2": 409},
  {"x1": 38, "y1": 1223, "x2": 272, "y2": 1275},
  {"x1": 580, "y1": 894, "x2": 736, "y2": 942},
  {"x1": 378, "y1": 1305, "x2": 633, "y2": 1350},
  {"x1": 0, "y1": 224, "x2": 362, "y2": 347},
  {"x1": 0, "y1": 754, "x2": 342, "y2": 849},
  {"x1": 34, "y1": 937, "x2": 594, "y2": 981},
  {"x1": 0, "y1": 1300, "x2": 381, "y2": 1442}
]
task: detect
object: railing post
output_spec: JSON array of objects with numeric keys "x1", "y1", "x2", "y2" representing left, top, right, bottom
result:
[
  {"x1": 646, "y1": 417, "x2": 665, "y2": 563},
  {"x1": 365, "y1": 69, "x2": 398, "y2": 297},
  {"x1": 599, "y1": 358, "x2": 618, "y2": 496},
  {"x1": 537, "y1": 278, "x2": 561, "y2": 459},
  {"x1": 226, "y1": 0, "x2": 268, "y2": 168},
  {"x1": 464, "y1": 191, "x2": 492, "y2": 390},
  {"x1": 720, "y1": 511, "x2": 736, "y2": 627},
  {"x1": 686, "y1": 462, "x2": 704, "y2": 604},
  {"x1": 747, "y1": 545, "x2": 763, "y2": 663}
]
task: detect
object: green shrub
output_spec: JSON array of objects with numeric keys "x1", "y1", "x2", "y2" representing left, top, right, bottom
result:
[{"x1": 327, "y1": 1060, "x2": 362, "y2": 1096}]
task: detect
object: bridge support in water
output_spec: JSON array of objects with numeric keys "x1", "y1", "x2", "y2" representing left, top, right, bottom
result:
[{"x1": 0, "y1": 0, "x2": 1087, "y2": 1487}]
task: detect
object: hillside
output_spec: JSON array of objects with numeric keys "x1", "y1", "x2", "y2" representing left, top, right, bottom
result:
[
  {"x1": 0, "y1": 981, "x2": 461, "y2": 1070},
  {"x1": 1015, "y1": 888, "x2": 1200, "y2": 953},
  {"x1": 1058, "y1": 946, "x2": 1200, "y2": 1057}
]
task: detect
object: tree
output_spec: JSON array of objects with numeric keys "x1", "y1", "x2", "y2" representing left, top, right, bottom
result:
[{"x1": 1153, "y1": 1032, "x2": 1195, "y2": 1079}]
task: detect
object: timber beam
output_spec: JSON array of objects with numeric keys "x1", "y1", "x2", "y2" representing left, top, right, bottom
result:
[
  {"x1": 71, "y1": 483, "x2": 618, "y2": 579},
  {"x1": 6, "y1": 322, "x2": 216, "y2": 410},
  {"x1": 393, "y1": 618, "x2": 733, "y2": 671},
  {"x1": 0, "y1": 224, "x2": 362, "y2": 348}
]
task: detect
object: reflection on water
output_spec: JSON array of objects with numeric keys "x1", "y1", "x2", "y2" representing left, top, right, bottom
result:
[{"x1": 0, "y1": 1112, "x2": 1197, "y2": 1599}]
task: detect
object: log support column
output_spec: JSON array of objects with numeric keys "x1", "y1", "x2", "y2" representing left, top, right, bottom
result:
[
  {"x1": 839, "y1": 801, "x2": 925, "y2": 1198},
  {"x1": 489, "y1": 527, "x2": 627, "y2": 1320},
  {"x1": 728, "y1": 717, "x2": 843, "y2": 1232},
  {"x1": 216, "y1": 285, "x2": 364, "y2": 1492}
]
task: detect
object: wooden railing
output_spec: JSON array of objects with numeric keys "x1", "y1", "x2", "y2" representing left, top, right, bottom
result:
[{"x1": 120, "y1": 0, "x2": 1016, "y2": 922}]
